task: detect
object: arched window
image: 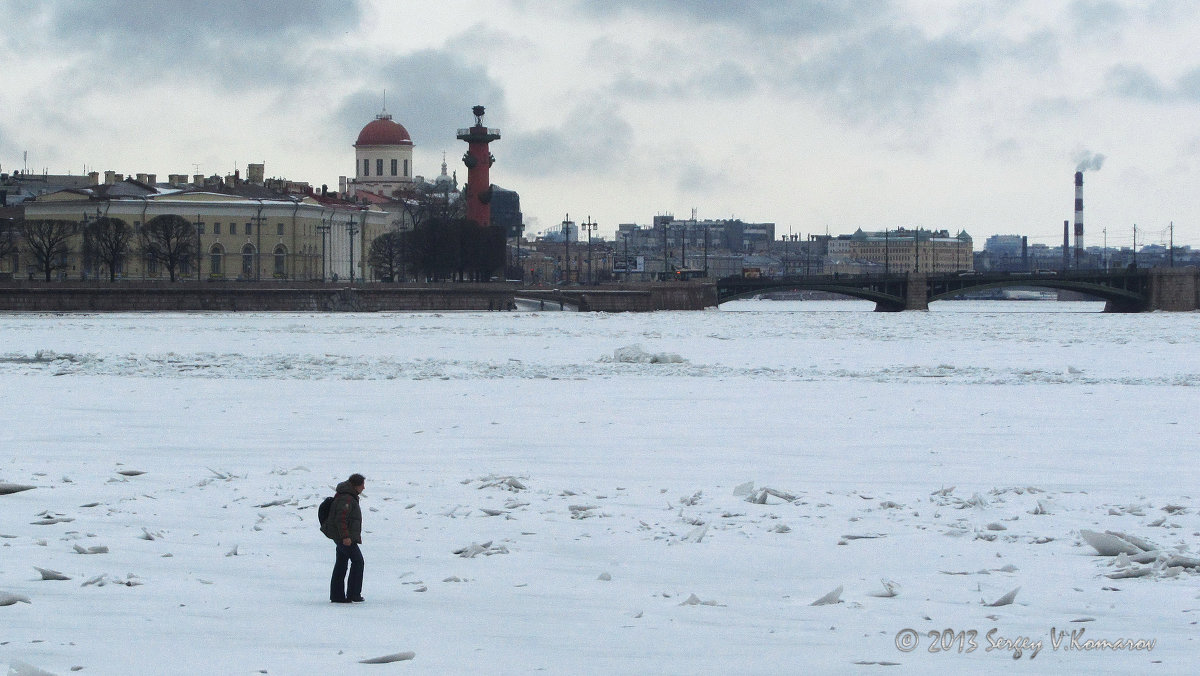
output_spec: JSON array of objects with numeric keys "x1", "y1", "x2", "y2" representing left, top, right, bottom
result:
[
  {"x1": 210, "y1": 244, "x2": 224, "y2": 277},
  {"x1": 242, "y1": 244, "x2": 256, "y2": 279},
  {"x1": 274, "y1": 244, "x2": 287, "y2": 277}
]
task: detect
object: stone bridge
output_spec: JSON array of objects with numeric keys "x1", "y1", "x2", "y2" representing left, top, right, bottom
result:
[
  {"x1": 2, "y1": 270, "x2": 1195, "y2": 312},
  {"x1": 716, "y1": 268, "x2": 1199, "y2": 312}
]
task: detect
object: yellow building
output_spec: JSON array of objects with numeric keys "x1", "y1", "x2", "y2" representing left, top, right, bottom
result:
[{"x1": 16, "y1": 180, "x2": 394, "y2": 281}]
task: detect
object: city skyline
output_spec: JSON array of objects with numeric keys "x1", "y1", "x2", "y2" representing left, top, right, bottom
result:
[{"x1": 2, "y1": 1, "x2": 1198, "y2": 248}]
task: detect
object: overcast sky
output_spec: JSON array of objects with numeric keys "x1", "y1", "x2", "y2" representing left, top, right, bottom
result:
[{"x1": 3, "y1": 0, "x2": 1198, "y2": 248}]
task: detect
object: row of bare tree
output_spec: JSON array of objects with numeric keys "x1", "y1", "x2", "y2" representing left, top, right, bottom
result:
[
  {"x1": 0, "y1": 215, "x2": 196, "y2": 281},
  {"x1": 366, "y1": 218, "x2": 507, "y2": 283},
  {"x1": 364, "y1": 185, "x2": 507, "y2": 282}
]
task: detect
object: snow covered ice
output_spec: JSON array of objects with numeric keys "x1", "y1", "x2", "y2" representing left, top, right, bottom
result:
[{"x1": 2, "y1": 300, "x2": 1199, "y2": 674}]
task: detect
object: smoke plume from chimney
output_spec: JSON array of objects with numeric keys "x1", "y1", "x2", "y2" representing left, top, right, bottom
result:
[{"x1": 1074, "y1": 150, "x2": 1106, "y2": 173}]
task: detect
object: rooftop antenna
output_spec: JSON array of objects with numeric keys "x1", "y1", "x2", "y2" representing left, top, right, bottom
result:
[{"x1": 377, "y1": 90, "x2": 392, "y2": 120}]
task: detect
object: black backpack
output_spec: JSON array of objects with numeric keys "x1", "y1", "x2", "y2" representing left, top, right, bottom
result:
[{"x1": 317, "y1": 496, "x2": 334, "y2": 528}]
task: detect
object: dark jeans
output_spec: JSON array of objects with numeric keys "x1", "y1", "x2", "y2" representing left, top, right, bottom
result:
[{"x1": 330, "y1": 542, "x2": 364, "y2": 601}]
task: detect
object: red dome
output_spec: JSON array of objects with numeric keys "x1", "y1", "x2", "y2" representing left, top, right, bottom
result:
[{"x1": 355, "y1": 114, "x2": 412, "y2": 146}]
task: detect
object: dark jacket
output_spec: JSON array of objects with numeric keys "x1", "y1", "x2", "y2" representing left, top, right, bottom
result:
[{"x1": 321, "y1": 480, "x2": 362, "y2": 543}]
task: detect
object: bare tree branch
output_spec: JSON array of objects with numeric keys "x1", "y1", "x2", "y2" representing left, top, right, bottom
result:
[
  {"x1": 367, "y1": 230, "x2": 405, "y2": 282},
  {"x1": 20, "y1": 219, "x2": 79, "y2": 281},
  {"x1": 84, "y1": 217, "x2": 133, "y2": 282},
  {"x1": 140, "y1": 214, "x2": 196, "y2": 282}
]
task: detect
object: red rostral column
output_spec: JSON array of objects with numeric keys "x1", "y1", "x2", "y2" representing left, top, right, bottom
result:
[{"x1": 457, "y1": 105, "x2": 501, "y2": 227}]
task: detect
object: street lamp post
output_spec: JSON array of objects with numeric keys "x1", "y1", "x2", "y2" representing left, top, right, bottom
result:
[
  {"x1": 622, "y1": 231, "x2": 630, "y2": 282},
  {"x1": 680, "y1": 222, "x2": 687, "y2": 273},
  {"x1": 561, "y1": 214, "x2": 571, "y2": 284},
  {"x1": 347, "y1": 214, "x2": 360, "y2": 285},
  {"x1": 662, "y1": 221, "x2": 669, "y2": 280},
  {"x1": 514, "y1": 222, "x2": 524, "y2": 285},
  {"x1": 251, "y1": 202, "x2": 265, "y2": 281},
  {"x1": 884, "y1": 229, "x2": 890, "y2": 275},
  {"x1": 581, "y1": 216, "x2": 597, "y2": 284},
  {"x1": 316, "y1": 221, "x2": 331, "y2": 282},
  {"x1": 913, "y1": 228, "x2": 921, "y2": 273},
  {"x1": 193, "y1": 214, "x2": 203, "y2": 281}
]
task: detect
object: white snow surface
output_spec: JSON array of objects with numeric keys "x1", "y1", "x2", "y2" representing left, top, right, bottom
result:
[{"x1": 1, "y1": 300, "x2": 1199, "y2": 674}]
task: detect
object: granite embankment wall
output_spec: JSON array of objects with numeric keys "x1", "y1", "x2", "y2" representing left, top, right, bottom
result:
[{"x1": 0, "y1": 281, "x2": 716, "y2": 312}]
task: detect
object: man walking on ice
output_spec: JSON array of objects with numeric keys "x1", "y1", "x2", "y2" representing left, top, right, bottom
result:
[{"x1": 323, "y1": 473, "x2": 366, "y2": 603}]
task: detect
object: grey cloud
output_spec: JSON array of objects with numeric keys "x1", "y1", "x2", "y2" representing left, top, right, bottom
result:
[
  {"x1": 675, "y1": 162, "x2": 725, "y2": 195},
  {"x1": 48, "y1": 0, "x2": 358, "y2": 42},
  {"x1": 609, "y1": 61, "x2": 758, "y2": 100},
  {"x1": 1000, "y1": 28, "x2": 1060, "y2": 65},
  {"x1": 1068, "y1": 0, "x2": 1129, "y2": 37},
  {"x1": 786, "y1": 26, "x2": 982, "y2": 123},
  {"x1": 571, "y1": 0, "x2": 889, "y2": 37},
  {"x1": 445, "y1": 24, "x2": 535, "y2": 56},
  {"x1": 1104, "y1": 63, "x2": 1200, "y2": 102},
  {"x1": 336, "y1": 49, "x2": 507, "y2": 151},
  {"x1": 1176, "y1": 67, "x2": 1200, "y2": 101},
  {"x1": 1105, "y1": 64, "x2": 1168, "y2": 101},
  {"x1": 30, "y1": 0, "x2": 363, "y2": 89},
  {"x1": 983, "y1": 138, "x2": 1023, "y2": 163},
  {"x1": 504, "y1": 103, "x2": 633, "y2": 176}
]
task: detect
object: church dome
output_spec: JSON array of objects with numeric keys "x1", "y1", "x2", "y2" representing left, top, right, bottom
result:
[{"x1": 355, "y1": 112, "x2": 413, "y2": 147}]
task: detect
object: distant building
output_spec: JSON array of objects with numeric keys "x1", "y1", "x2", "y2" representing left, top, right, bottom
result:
[
  {"x1": 826, "y1": 228, "x2": 973, "y2": 273},
  {"x1": 340, "y1": 110, "x2": 414, "y2": 199},
  {"x1": 490, "y1": 185, "x2": 522, "y2": 239}
]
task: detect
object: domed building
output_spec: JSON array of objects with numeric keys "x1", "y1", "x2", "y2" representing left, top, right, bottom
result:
[{"x1": 341, "y1": 109, "x2": 414, "y2": 199}]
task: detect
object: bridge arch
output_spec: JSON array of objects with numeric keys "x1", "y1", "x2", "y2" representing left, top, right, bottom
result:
[
  {"x1": 716, "y1": 270, "x2": 1154, "y2": 312},
  {"x1": 927, "y1": 275, "x2": 1147, "y2": 312}
]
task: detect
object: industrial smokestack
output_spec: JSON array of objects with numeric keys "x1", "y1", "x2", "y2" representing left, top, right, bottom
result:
[{"x1": 1074, "y1": 171, "x2": 1084, "y2": 269}]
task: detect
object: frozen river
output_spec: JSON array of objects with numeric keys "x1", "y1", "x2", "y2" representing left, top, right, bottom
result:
[{"x1": 1, "y1": 300, "x2": 1198, "y2": 674}]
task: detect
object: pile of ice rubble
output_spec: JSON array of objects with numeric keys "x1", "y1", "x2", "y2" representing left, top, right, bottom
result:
[
  {"x1": 1080, "y1": 529, "x2": 1200, "y2": 580},
  {"x1": 600, "y1": 345, "x2": 686, "y2": 364}
]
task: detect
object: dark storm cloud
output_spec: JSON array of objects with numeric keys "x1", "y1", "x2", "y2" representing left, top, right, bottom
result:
[
  {"x1": 336, "y1": 49, "x2": 507, "y2": 150},
  {"x1": 29, "y1": 0, "x2": 363, "y2": 88},
  {"x1": 785, "y1": 26, "x2": 983, "y2": 123},
  {"x1": 570, "y1": 0, "x2": 889, "y2": 37},
  {"x1": 503, "y1": 102, "x2": 634, "y2": 176}
]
